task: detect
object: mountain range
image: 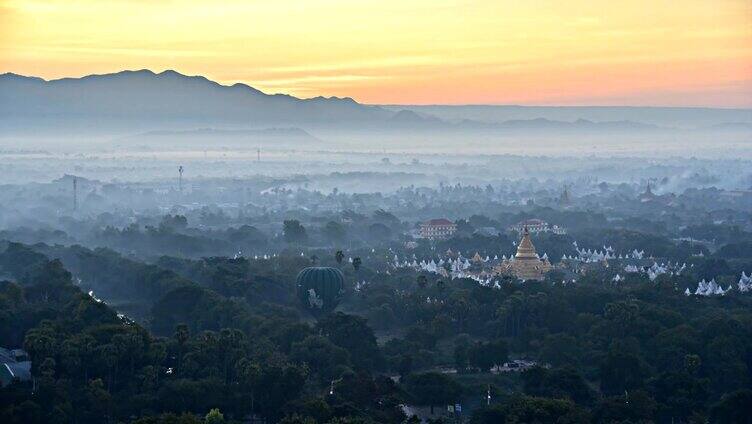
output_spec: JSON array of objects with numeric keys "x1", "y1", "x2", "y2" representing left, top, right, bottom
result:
[
  {"x1": 1, "y1": 70, "x2": 751, "y2": 144},
  {"x1": 0, "y1": 70, "x2": 389, "y2": 132}
]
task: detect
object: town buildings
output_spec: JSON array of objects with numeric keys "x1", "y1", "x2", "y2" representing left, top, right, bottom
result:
[{"x1": 420, "y1": 218, "x2": 457, "y2": 240}]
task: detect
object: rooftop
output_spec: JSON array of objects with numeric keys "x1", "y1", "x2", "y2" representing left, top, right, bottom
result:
[{"x1": 424, "y1": 218, "x2": 454, "y2": 226}]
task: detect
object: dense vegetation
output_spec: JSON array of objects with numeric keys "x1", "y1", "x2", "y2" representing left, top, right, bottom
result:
[{"x1": 2, "y1": 224, "x2": 752, "y2": 423}]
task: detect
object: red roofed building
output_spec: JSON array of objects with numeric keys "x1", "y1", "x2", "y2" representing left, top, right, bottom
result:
[{"x1": 420, "y1": 218, "x2": 457, "y2": 240}]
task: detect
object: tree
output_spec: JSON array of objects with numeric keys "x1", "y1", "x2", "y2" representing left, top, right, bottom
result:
[
  {"x1": 204, "y1": 408, "x2": 225, "y2": 424},
  {"x1": 684, "y1": 354, "x2": 701, "y2": 375},
  {"x1": 160, "y1": 215, "x2": 188, "y2": 232},
  {"x1": 290, "y1": 335, "x2": 351, "y2": 381},
  {"x1": 455, "y1": 219, "x2": 474, "y2": 236},
  {"x1": 647, "y1": 371, "x2": 708, "y2": 422},
  {"x1": 352, "y1": 257, "x2": 362, "y2": 272},
  {"x1": 317, "y1": 312, "x2": 382, "y2": 371},
  {"x1": 132, "y1": 413, "x2": 202, "y2": 424},
  {"x1": 279, "y1": 415, "x2": 316, "y2": 424},
  {"x1": 471, "y1": 396, "x2": 589, "y2": 424},
  {"x1": 403, "y1": 372, "x2": 461, "y2": 414},
  {"x1": 227, "y1": 225, "x2": 267, "y2": 245},
  {"x1": 368, "y1": 223, "x2": 392, "y2": 241},
  {"x1": 323, "y1": 221, "x2": 347, "y2": 243},
  {"x1": 237, "y1": 358, "x2": 261, "y2": 414},
  {"x1": 24, "y1": 323, "x2": 57, "y2": 367},
  {"x1": 416, "y1": 275, "x2": 428, "y2": 289},
  {"x1": 600, "y1": 350, "x2": 646, "y2": 396},
  {"x1": 436, "y1": 280, "x2": 445, "y2": 292},
  {"x1": 85, "y1": 378, "x2": 113, "y2": 421},
  {"x1": 468, "y1": 340, "x2": 508, "y2": 372},
  {"x1": 593, "y1": 390, "x2": 657, "y2": 423},
  {"x1": 284, "y1": 220, "x2": 308, "y2": 244},
  {"x1": 695, "y1": 258, "x2": 731, "y2": 280},
  {"x1": 174, "y1": 324, "x2": 190, "y2": 371},
  {"x1": 255, "y1": 363, "x2": 309, "y2": 421},
  {"x1": 604, "y1": 299, "x2": 639, "y2": 335},
  {"x1": 522, "y1": 367, "x2": 594, "y2": 405},
  {"x1": 453, "y1": 343, "x2": 469, "y2": 372},
  {"x1": 710, "y1": 389, "x2": 752, "y2": 424},
  {"x1": 539, "y1": 334, "x2": 581, "y2": 368},
  {"x1": 397, "y1": 355, "x2": 413, "y2": 379},
  {"x1": 284, "y1": 397, "x2": 332, "y2": 423},
  {"x1": 0, "y1": 242, "x2": 47, "y2": 280}
]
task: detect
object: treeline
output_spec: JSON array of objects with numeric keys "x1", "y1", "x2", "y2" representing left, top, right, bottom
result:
[
  {"x1": 3, "y1": 238, "x2": 752, "y2": 422},
  {"x1": 0, "y1": 244, "x2": 405, "y2": 423}
]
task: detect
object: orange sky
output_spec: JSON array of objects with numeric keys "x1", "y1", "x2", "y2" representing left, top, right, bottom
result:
[{"x1": 1, "y1": 0, "x2": 751, "y2": 106}]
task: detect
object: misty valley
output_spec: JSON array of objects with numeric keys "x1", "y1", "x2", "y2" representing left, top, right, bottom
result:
[{"x1": 1, "y1": 70, "x2": 752, "y2": 424}]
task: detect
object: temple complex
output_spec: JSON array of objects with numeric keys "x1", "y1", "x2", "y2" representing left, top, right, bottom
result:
[{"x1": 495, "y1": 227, "x2": 552, "y2": 281}]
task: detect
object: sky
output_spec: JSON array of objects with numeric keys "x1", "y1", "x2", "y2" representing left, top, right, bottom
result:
[{"x1": 1, "y1": 0, "x2": 751, "y2": 106}]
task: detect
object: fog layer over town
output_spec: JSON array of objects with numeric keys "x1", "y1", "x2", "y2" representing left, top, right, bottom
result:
[{"x1": 2, "y1": 70, "x2": 752, "y2": 423}]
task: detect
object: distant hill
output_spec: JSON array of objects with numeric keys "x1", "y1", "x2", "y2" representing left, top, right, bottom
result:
[
  {"x1": 706, "y1": 122, "x2": 752, "y2": 132},
  {"x1": 385, "y1": 105, "x2": 752, "y2": 129},
  {"x1": 466, "y1": 117, "x2": 665, "y2": 132},
  {"x1": 384, "y1": 110, "x2": 666, "y2": 133},
  {"x1": 2, "y1": 70, "x2": 750, "y2": 147},
  {"x1": 0, "y1": 69, "x2": 391, "y2": 134}
]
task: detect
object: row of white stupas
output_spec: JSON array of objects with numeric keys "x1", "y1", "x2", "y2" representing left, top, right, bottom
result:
[
  {"x1": 738, "y1": 272, "x2": 752, "y2": 293},
  {"x1": 562, "y1": 247, "x2": 646, "y2": 263},
  {"x1": 408, "y1": 257, "x2": 472, "y2": 273},
  {"x1": 685, "y1": 272, "x2": 752, "y2": 296},
  {"x1": 687, "y1": 279, "x2": 730, "y2": 296},
  {"x1": 623, "y1": 261, "x2": 688, "y2": 281},
  {"x1": 392, "y1": 254, "x2": 506, "y2": 287}
]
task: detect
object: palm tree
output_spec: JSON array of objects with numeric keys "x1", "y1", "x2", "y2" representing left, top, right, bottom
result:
[
  {"x1": 335, "y1": 250, "x2": 344, "y2": 265},
  {"x1": 173, "y1": 324, "x2": 190, "y2": 372},
  {"x1": 238, "y1": 358, "x2": 261, "y2": 415}
]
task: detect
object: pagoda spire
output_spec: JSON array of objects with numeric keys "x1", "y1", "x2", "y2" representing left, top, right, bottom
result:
[{"x1": 515, "y1": 227, "x2": 538, "y2": 259}]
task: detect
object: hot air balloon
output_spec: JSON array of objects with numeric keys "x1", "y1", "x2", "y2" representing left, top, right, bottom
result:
[{"x1": 296, "y1": 267, "x2": 345, "y2": 316}]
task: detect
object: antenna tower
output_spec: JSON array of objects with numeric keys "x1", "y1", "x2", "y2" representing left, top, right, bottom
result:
[{"x1": 73, "y1": 177, "x2": 77, "y2": 211}]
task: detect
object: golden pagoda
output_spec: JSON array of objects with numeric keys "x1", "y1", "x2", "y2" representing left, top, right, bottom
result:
[{"x1": 495, "y1": 227, "x2": 552, "y2": 281}]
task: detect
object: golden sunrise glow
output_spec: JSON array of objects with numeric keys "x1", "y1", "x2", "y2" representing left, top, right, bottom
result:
[{"x1": 1, "y1": 0, "x2": 751, "y2": 106}]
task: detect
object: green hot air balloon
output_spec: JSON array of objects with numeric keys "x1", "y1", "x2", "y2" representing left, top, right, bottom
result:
[{"x1": 296, "y1": 267, "x2": 345, "y2": 316}]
